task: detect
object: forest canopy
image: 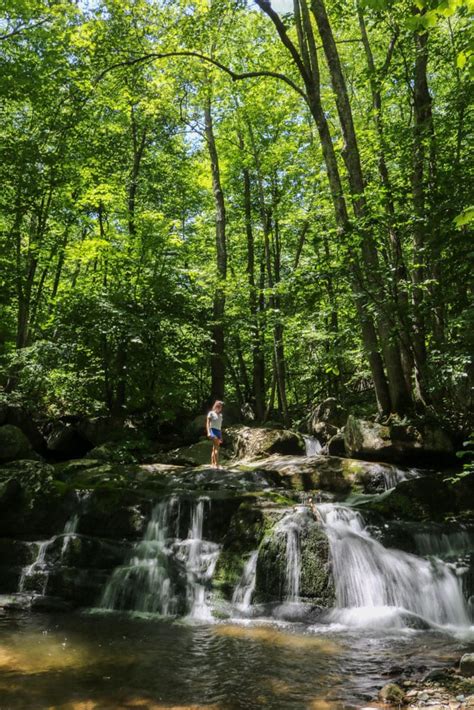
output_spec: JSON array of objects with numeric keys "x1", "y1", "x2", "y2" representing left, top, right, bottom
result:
[{"x1": 0, "y1": 0, "x2": 472, "y2": 428}]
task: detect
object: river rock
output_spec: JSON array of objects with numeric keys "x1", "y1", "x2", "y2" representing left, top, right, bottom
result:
[
  {"x1": 344, "y1": 415, "x2": 454, "y2": 465},
  {"x1": 227, "y1": 425, "x2": 305, "y2": 460},
  {"x1": 0, "y1": 425, "x2": 36, "y2": 463},
  {"x1": 254, "y1": 507, "x2": 334, "y2": 605},
  {"x1": 460, "y1": 654, "x2": 474, "y2": 677},
  {"x1": 378, "y1": 682, "x2": 405, "y2": 703}
]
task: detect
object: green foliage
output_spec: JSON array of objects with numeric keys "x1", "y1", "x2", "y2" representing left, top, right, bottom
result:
[{"x1": 0, "y1": 0, "x2": 471, "y2": 426}]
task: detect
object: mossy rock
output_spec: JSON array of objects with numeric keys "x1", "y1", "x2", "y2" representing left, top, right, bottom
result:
[
  {"x1": 254, "y1": 509, "x2": 334, "y2": 606},
  {"x1": 213, "y1": 499, "x2": 281, "y2": 597},
  {"x1": 357, "y1": 475, "x2": 458, "y2": 522},
  {"x1": 0, "y1": 425, "x2": 36, "y2": 463}
]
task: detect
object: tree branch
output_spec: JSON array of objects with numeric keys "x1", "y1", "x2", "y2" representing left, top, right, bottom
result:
[
  {"x1": 96, "y1": 50, "x2": 309, "y2": 102},
  {"x1": 0, "y1": 18, "x2": 49, "y2": 41}
]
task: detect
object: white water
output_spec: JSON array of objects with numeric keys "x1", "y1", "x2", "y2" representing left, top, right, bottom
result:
[
  {"x1": 100, "y1": 497, "x2": 220, "y2": 618},
  {"x1": 303, "y1": 436, "x2": 322, "y2": 456},
  {"x1": 61, "y1": 514, "x2": 80, "y2": 557},
  {"x1": 273, "y1": 507, "x2": 316, "y2": 603},
  {"x1": 178, "y1": 498, "x2": 220, "y2": 620},
  {"x1": 414, "y1": 529, "x2": 474, "y2": 558},
  {"x1": 380, "y1": 465, "x2": 421, "y2": 491},
  {"x1": 232, "y1": 551, "x2": 259, "y2": 609},
  {"x1": 100, "y1": 498, "x2": 180, "y2": 615},
  {"x1": 18, "y1": 539, "x2": 53, "y2": 594},
  {"x1": 319, "y1": 503, "x2": 471, "y2": 629}
]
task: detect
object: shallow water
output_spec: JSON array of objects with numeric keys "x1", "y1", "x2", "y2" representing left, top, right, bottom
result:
[{"x1": 0, "y1": 610, "x2": 472, "y2": 710}]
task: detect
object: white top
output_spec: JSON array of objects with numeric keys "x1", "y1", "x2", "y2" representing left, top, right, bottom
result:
[{"x1": 208, "y1": 410, "x2": 223, "y2": 430}]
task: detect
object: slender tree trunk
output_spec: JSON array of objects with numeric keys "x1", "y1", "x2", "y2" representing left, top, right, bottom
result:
[
  {"x1": 242, "y1": 142, "x2": 266, "y2": 419},
  {"x1": 204, "y1": 97, "x2": 227, "y2": 402}
]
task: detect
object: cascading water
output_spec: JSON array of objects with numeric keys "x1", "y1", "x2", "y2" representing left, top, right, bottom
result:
[
  {"x1": 303, "y1": 436, "x2": 322, "y2": 456},
  {"x1": 100, "y1": 497, "x2": 180, "y2": 615},
  {"x1": 232, "y1": 551, "x2": 259, "y2": 609},
  {"x1": 178, "y1": 498, "x2": 220, "y2": 620},
  {"x1": 273, "y1": 507, "x2": 314, "y2": 603},
  {"x1": 100, "y1": 497, "x2": 220, "y2": 619},
  {"x1": 380, "y1": 465, "x2": 420, "y2": 491},
  {"x1": 18, "y1": 539, "x2": 53, "y2": 594},
  {"x1": 318, "y1": 503, "x2": 471, "y2": 629},
  {"x1": 61, "y1": 514, "x2": 79, "y2": 557}
]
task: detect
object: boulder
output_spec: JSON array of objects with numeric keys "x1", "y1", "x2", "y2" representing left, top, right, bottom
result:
[
  {"x1": 254, "y1": 508, "x2": 334, "y2": 605},
  {"x1": 460, "y1": 653, "x2": 474, "y2": 677},
  {"x1": 228, "y1": 426, "x2": 305, "y2": 460},
  {"x1": 0, "y1": 405, "x2": 46, "y2": 453},
  {"x1": 344, "y1": 415, "x2": 454, "y2": 465},
  {"x1": 0, "y1": 425, "x2": 35, "y2": 462}
]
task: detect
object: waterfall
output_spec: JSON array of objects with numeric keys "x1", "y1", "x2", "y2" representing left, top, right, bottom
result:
[
  {"x1": 273, "y1": 507, "x2": 312, "y2": 603},
  {"x1": 232, "y1": 551, "x2": 259, "y2": 609},
  {"x1": 380, "y1": 465, "x2": 420, "y2": 491},
  {"x1": 319, "y1": 503, "x2": 470, "y2": 629},
  {"x1": 100, "y1": 497, "x2": 179, "y2": 615},
  {"x1": 303, "y1": 436, "x2": 322, "y2": 456},
  {"x1": 18, "y1": 539, "x2": 53, "y2": 594},
  {"x1": 179, "y1": 498, "x2": 220, "y2": 620},
  {"x1": 100, "y1": 497, "x2": 220, "y2": 618},
  {"x1": 414, "y1": 528, "x2": 474, "y2": 558},
  {"x1": 61, "y1": 514, "x2": 79, "y2": 557}
]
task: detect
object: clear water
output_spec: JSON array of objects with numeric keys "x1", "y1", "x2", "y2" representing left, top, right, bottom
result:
[{"x1": 0, "y1": 610, "x2": 471, "y2": 709}]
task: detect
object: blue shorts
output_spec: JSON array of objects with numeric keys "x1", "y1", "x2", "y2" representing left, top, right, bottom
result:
[{"x1": 210, "y1": 428, "x2": 222, "y2": 442}]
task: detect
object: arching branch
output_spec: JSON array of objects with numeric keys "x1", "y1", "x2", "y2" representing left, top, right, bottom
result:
[{"x1": 96, "y1": 50, "x2": 309, "y2": 102}]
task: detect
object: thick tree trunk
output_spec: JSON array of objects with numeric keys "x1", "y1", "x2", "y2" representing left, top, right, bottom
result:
[
  {"x1": 309, "y1": 0, "x2": 412, "y2": 414},
  {"x1": 257, "y1": 0, "x2": 391, "y2": 414},
  {"x1": 204, "y1": 98, "x2": 227, "y2": 402}
]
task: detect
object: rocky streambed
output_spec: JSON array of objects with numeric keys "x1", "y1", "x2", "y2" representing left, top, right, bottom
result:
[{"x1": 0, "y1": 423, "x2": 473, "y2": 708}]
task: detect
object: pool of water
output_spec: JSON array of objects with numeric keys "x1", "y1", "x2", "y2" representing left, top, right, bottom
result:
[{"x1": 0, "y1": 609, "x2": 472, "y2": 709}]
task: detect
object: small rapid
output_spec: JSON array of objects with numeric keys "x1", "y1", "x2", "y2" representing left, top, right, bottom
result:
[
  {"x1": 318, "y1": 502, "x2": 471, "y2": 630},
  {"x1": 100, "y1": 497, "x2": 220, "y2": 619}
]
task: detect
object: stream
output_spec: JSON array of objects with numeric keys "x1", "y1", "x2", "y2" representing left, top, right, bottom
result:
[
  {"x1": 0, "y1": 609, "x2": 471, "y2": 709},
  {"x1": 1, "y1": 447, "x2": 473, "y2": 708}
]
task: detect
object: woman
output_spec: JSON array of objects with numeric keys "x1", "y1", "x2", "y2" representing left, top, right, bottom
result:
[{"x1": 206, "y1": 400, "x2": 224, "y2": 468}]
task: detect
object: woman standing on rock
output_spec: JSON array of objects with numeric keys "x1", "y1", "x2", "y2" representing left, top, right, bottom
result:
[{"x1": 207, "y1": 400, "x2": 224, "y2": 468}]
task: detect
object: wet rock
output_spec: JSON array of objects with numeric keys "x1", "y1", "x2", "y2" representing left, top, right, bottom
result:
[
  {"x1": 228, "y1": 425, "x2": 305, "y2": 460},
  {"x1": 254, "y1": 508, "x2": 334, "y2": 606},
  {"x1": 0, "y1": 425, "x2": 36, "y2": 463},
  {"x1": 460, "y1": 654, "x2": 474, "y2": 677},
  {"x1": 30, "y1": 595, "x2": 73, "y2": 612},
  {"x1": 344, "y1": 415, "x2": 454, "y2": 466},
  {"x1": 378, "y1": 682, "x2": 405, "y2": 703}
]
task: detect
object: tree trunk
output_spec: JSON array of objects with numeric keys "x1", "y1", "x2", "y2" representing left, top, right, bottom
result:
[
  {"x1": 204, "y1": 98, "x2": 227, "y2": 402},
  {"x1": 257, "y1": 0, "x2": 392, "y2": 413},
  {"x1": 242, "y1": 144, "x2": 266, "y2": 419}
]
